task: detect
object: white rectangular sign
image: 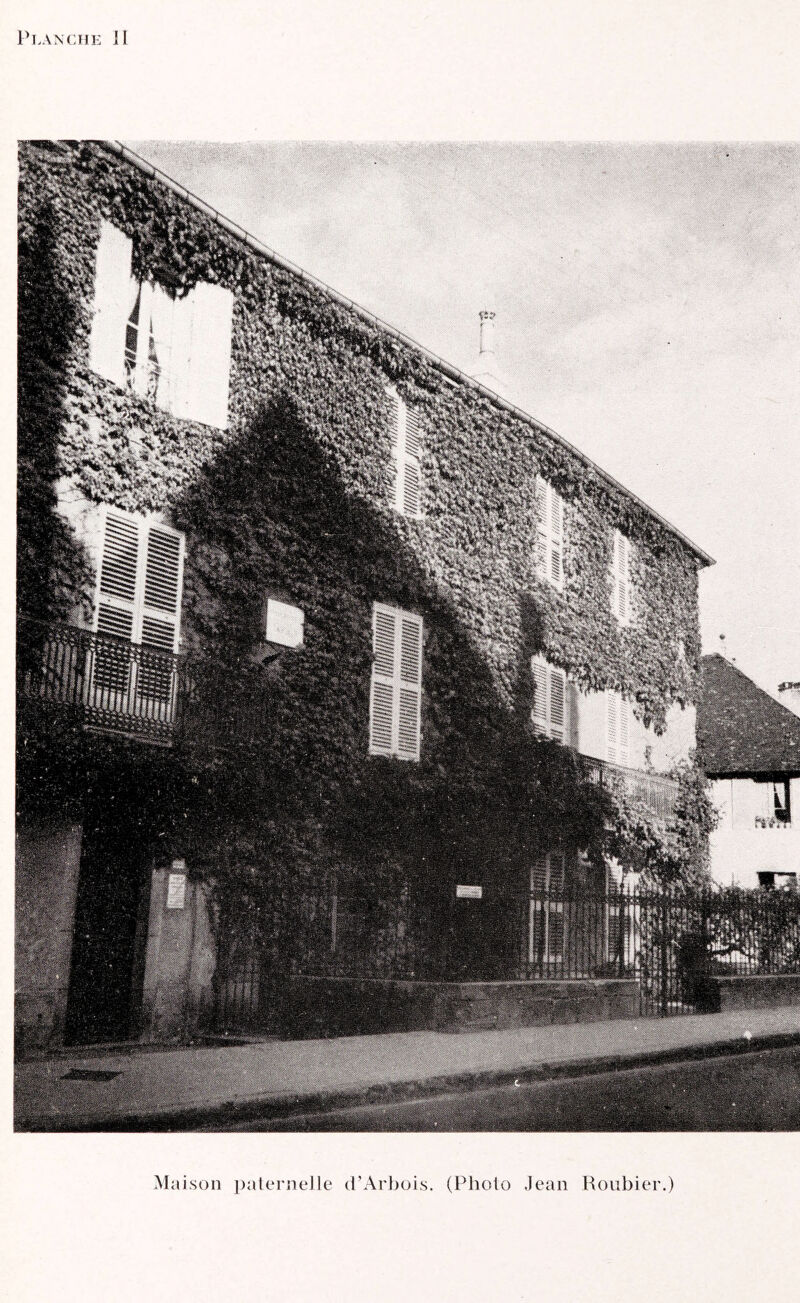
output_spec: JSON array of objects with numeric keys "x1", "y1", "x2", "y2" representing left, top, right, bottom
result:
[
  {"x1": 456, "y1": 884, "x2": 483, "y2": 899},
  {"x1": 266, "y1": 599, "x2": 304, "y2": 647},
  {"x1": 166, "y1": 873, "x2": 187, "y2": 910}
]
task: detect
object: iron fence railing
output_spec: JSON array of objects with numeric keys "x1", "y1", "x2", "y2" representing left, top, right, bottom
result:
[
  {"x1": 17, "y1": 616, "x2": 271, "y2": 748},
  {"x1": 580, "y1": 754, "x2": 679, "y2": 823},
  {"x1": 200, "y1": 879, "x2": 800, "y2": 1033}
]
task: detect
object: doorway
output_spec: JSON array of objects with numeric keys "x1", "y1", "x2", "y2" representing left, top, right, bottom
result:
[{"x1": 64, "y1": 805, "x2": 152, "y2": 1046}]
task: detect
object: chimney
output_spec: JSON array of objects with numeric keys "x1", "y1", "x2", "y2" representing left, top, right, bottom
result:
[
  {"x1": 473, "y1": 310, "x2": 505, "y2": 396},
  {"x1": 778, "y1": 681, "x2": 800, "y2": 716}
]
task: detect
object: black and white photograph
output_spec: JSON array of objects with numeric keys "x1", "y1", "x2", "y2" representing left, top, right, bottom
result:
[{"x1": 14, "y1": 136, "x2": 800, "y2": 1133}]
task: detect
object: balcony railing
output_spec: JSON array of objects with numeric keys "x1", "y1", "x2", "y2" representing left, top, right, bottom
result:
[
  {"x1": 580, "y1": 754, "x2": 680, "y2": 823},
  {"x1": 17, "y1": 617, "x2": 270, "y2": 748}
]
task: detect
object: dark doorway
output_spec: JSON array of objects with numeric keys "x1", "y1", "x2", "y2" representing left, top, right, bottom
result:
[{"x1": 64, "y1": 803, "x2": 152, "y2": 1046}]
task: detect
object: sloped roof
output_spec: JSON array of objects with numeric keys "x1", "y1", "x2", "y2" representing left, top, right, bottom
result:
[{"x1": 698, "y1": 654, "x2": 800, "y2": 775}]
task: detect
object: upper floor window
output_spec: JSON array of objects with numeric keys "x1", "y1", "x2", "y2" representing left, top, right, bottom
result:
[
  {"x1": 606, "y1": 690, "x2": 632, "y2": 767},
  {"x1": 89, "y1": 220, "x2": 233, "y2": 430},
  {"x1": 610, "y1": 529, "x2": 631, "y2": 624},
  {"x1": 369, "y1": 603, "x2": 423, "y2": 761},
  {"x1": 95, "y1": 506, "x2": 185, "y2": 654},
  {"x1": 535, "y1": 477, "x2": 564, "y2": 590},
  {"x1": 389, "y1": 390, "x2": 422, "y2": 517},
  {"x1": 531, "y1": 655, "x2": 567, "y2": 743}
]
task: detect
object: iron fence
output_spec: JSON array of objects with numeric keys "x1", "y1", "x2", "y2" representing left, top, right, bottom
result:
[{"x1": 201, "y1": 879, "x2": 800, "y2": 1033}]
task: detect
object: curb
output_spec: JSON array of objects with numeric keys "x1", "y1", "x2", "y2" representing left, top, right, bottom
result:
[{"x1": 15, "y1": 1029, "x2": 800, "y2": 1132}]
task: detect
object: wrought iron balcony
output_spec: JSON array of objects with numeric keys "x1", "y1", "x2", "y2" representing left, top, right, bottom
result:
[
  {"x1": 17, "y1": 617, "x2": 270, "y2": 749},
  {"x1": 580, "y1": 754, "x2": 680, "y2": 824}
]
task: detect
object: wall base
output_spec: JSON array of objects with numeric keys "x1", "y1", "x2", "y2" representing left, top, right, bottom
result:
[
  {"x1": 275, "y1": 976, "x2": 639, "y2": 1038},
  {"x1": 714, "y1": 974, "x2": 800, "y2": 1013}
]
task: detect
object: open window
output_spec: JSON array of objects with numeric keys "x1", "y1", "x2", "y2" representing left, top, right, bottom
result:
[{"x1": 89, "y1": 220, "x2": 233, "y2": 430}]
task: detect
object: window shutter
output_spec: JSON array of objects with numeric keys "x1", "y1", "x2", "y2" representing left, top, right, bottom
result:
[
  {"x1": 531, "y1": 656, "x2": 567, "y2": 741},
  {"x1": 142, "y1": 526, "x2": 184, "y2": 653},
  {"x1": 619, "y1": 697, "x2": 630, "y2": 767},
  {"x1": 531, "y1": 656, "x2": 549, "y2": 734},
  {"x1": 186, "y1": 281, "x2": 234, "y2": 429},
  {"x1": 89, "y1": 221, "x2": 133, "y2": 385},
  {"x1": 370, "y1": 604, "x2": 422, "y2": 760},
  {"x1": 607, "y1": 691, "x2": 619, "y2": 764},
  {"x1": 397, "y1": 614, "x2": 423, "y2": 759},
  {"x1": 535, "y1": 477, "x2": 549, "y2": 578},
  {"x1": 549, "y1": 667, "x2": 566, "y2": 743},
  {"x1": 390, "y1": 392, "x2": 422, "y2": 517},
  {"x1": 530, "y1": 853, "x2": 549, "y2": 894},
  {"x1": 535, "y1": 477, "x2": 563, "y2": 589},
  {"x1": 612, "y1": 530, "x2": 629, "y2": 622},
  {"x1": 550, "y1": 489, "x2": 563, "y2": 587},
  {"x1": 370, "y1": 606, "x2": 398, "y2": 756}
]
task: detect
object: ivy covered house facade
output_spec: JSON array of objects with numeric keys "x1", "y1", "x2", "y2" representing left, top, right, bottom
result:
[{"x1": 17, "y1": 141, "x2": 713, "y2": 1050}]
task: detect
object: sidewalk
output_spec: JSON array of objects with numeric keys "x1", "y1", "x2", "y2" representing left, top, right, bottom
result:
[{"x1": 14, "y1": 1004, "x2": 800, "y2": 1131}]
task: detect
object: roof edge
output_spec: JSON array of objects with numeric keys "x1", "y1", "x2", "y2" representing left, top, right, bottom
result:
[{"x1": 97, "y1": 140, "x2": 714, "y2": 567}]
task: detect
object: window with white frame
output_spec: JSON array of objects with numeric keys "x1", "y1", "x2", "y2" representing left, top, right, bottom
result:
[
  {"x1": 606, "y1": 690, "x2": 632, "y2": 766},
  {"x1": 529, "y1": 851, "x2": 566, "y2": 969},
  {"x1": 91, "y1": 506, "x2": 185, "y2": 713},
  {"x1": 369, "y1": 603, "x2": 423, "y2": 760},
  {"x1": 389, "y1": 389, "x2": 422, "y2": 517},
  {"x1": 89, "y1": 220, "x2": 234, "y2": 430},
  {"x1": 610, "y1": 528, "x2": 631, "y2": 623},
  {"x1": 531, "y1": 655, "x2": 567, "y2": 742},
  {"x1": 535, "y1": 476, "x2": 564, "y2": 590}
]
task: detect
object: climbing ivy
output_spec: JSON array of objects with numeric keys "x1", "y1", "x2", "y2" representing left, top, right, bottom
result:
[{"x1": 17, "y1": 140, "x2": 711, "y2": 920}]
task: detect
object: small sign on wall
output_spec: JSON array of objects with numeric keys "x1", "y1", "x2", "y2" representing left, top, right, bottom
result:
[
  {"x1": 266, "y1": 599, "x2": 304, "y2": 647},
  {"x1": 456, "y1": 885, "x2": 483, "y2": 899},
  {"x1": 167, "y1": 872, "x2": 187, "y2": 910}
]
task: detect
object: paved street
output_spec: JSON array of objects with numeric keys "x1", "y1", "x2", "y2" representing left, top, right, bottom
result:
[{"x1": 223, "y1": 1043, "x2": 800, "y2": 1131}]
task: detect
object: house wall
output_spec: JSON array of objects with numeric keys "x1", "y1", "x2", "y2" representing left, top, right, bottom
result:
[
  {"x1": 571, "y1": 689, "x2": 696, "y2": 771},
  {"x1": 708, "y1": 777, "x2": 800, "y2": 886},
  {"x1": 15, "y1": 822, "x2": 83, "y2": 1051}
]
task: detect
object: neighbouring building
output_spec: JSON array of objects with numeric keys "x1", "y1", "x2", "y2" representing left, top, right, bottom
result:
[
  {"x1": 16, "y1": 140, "x2": 714, "y2": 1051},
  {"x1": 698, "y1": 654, "x2": 800, "y2": 888}
]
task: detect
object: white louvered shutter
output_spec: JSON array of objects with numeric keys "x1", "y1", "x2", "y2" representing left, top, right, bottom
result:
[
  {"x1": 390, "y1": 391, "x2": 422, "y2": 517},
  {"x1": 535, "y1": 477, "x2": 564, "y2": 589},
  {"x1": 531, "y1": 656, "x2": 549, "y2": 735},
  {"x1": 186, "y1": 281, "x2": 234, "y2": 429},
  {"x1": 549, "y1": 668, "x2": 566, "y2": 743},
  {"x1": 531, "y1": 656, "x2": 567, "y2": 741},
  {"x1": 607, "y1": 691, "x2": 619, "y2": 764},
  {"x1": 403, "y1": 404, "x2": 422, "y2": 516},
  {"x1": 612, "y1": 530, "x2": 629, "y2": 622},
  {"x1": 619, "y1": 697, "x2": 630, "y2": 767},
  {"x1": 607, "y1": 691, "x2": 631, "y2": 766},
  {"x1": 89, "y1": 221, "x2": 133, "y2": 386},
  {"x1": 370, "y1": 606, "x2": 398, "y2": 756},
  {"x1": 138, "y1": 525, "x2": 184, "y2": 707},
  {"x1": 397, "y1": 613, "x2": 422, "y2": 759},
  {"x1": 370, "y1": 604, "x2": 422, "y2": 760},
  {"x1": 93, "y1": 510, "x2": 140, "y2": 702}
]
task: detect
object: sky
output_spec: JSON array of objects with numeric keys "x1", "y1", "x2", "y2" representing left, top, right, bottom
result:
[{"x1": 129, "y1": 141, "x2": 799, "y2": 699}]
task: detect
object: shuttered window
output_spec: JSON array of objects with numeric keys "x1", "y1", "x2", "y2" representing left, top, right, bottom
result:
[
  {"x1": 530, "y1": 655, "x2": 568, "y2": 742},
  {"x1": 389, "y1": 390, "x2": 422, "y2": 518},
  {"x1": 611, "y1": 529, "x2": 631, "y2": 623},
  {"x1": 535, "y1": 477, "x2": 564, "y2": 590},
  {"x1": 529, "y1": 851, "x2": 566, "y2": 967},
  {"x1": 369, "y1": 603, "x2": 422, "y2": 761},
  {"x1": 606, "y1": 690, "x2": 631, "y2": 767},
  {"x1": 95, "y1": 508, "x2": 184, "y2": 648},
  {"x1": 89, "y1": 219, "x2": 233, "y2": 430}
]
